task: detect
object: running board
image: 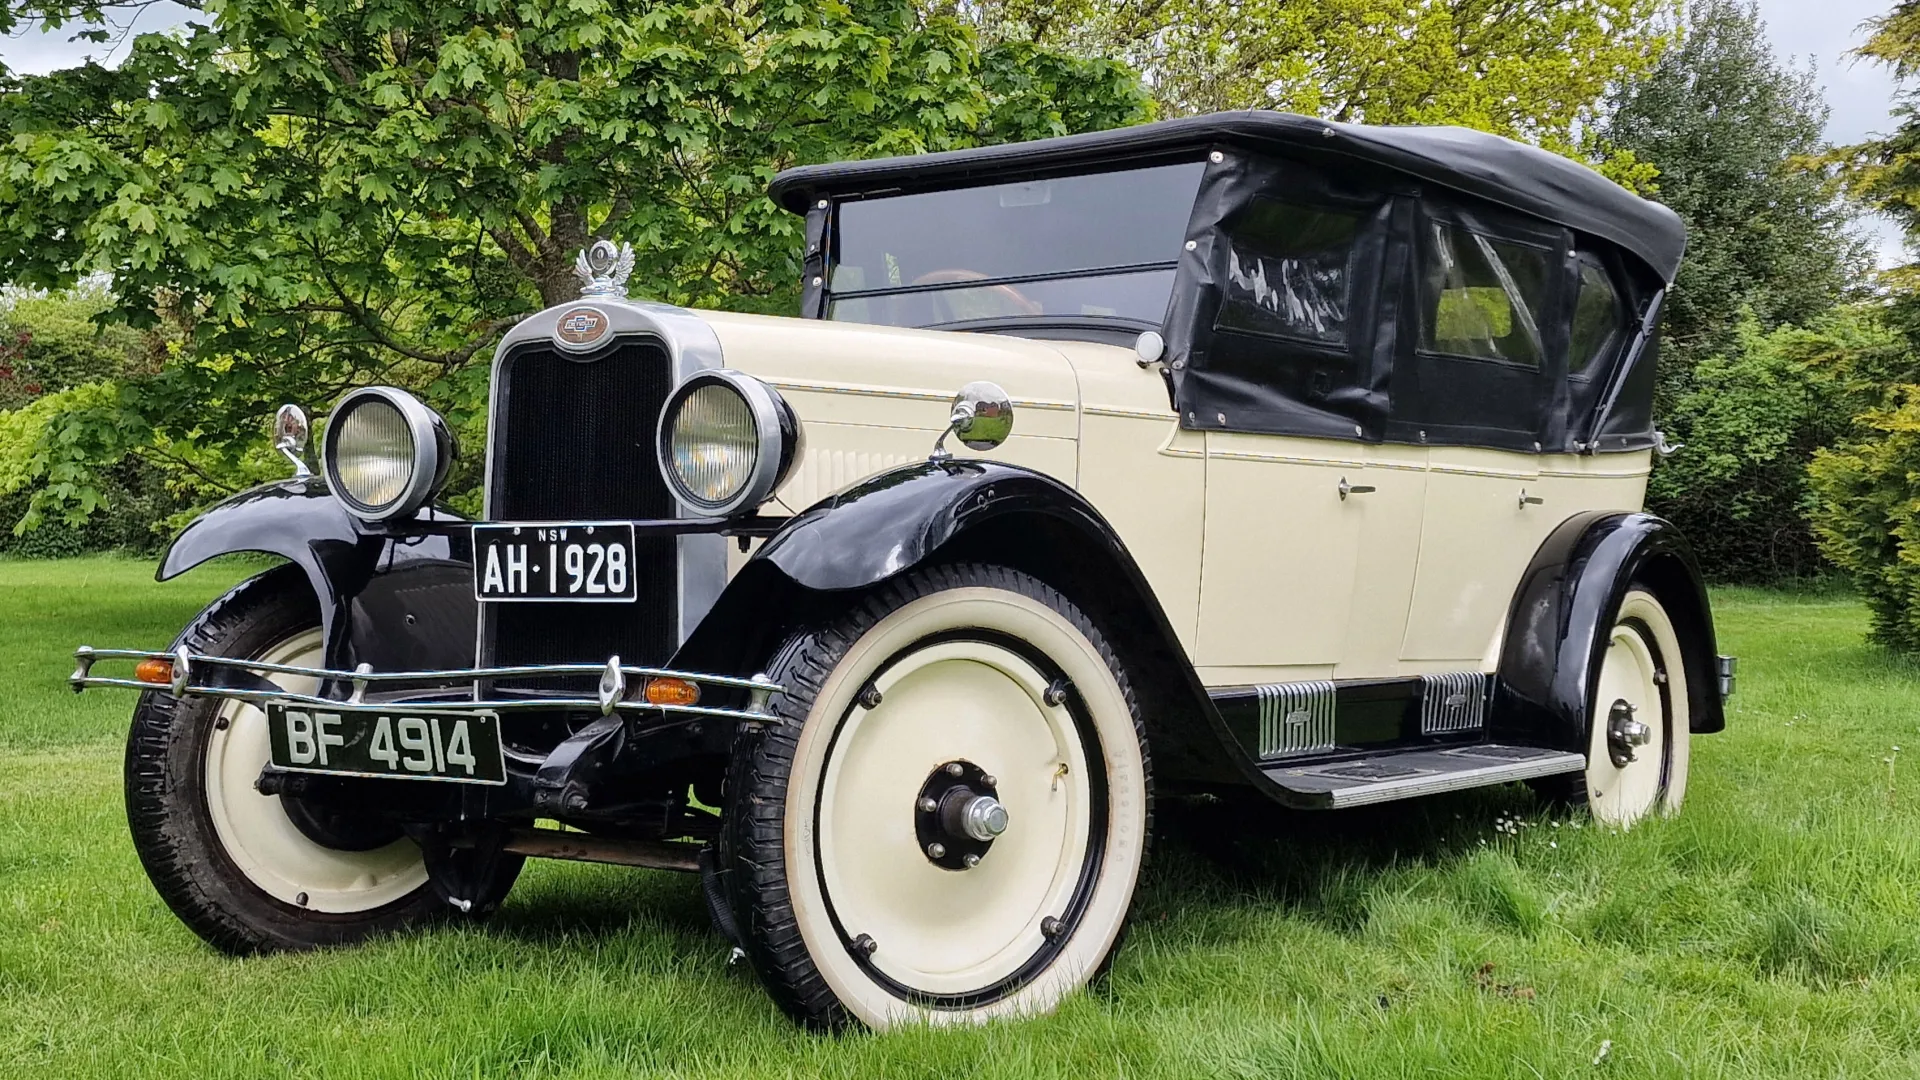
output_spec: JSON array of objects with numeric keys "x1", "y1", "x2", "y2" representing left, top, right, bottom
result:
[{"x1": 1262, "y1": 744, "x2": 1584, "y2": 809}]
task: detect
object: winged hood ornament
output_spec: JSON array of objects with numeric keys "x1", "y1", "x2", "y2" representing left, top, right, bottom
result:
[{"x1": 573, "y1": 239, "x2": 635, "y2": 299}]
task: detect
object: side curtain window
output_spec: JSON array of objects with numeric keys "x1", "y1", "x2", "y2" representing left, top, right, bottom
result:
[
  {"x1": 1568, "y1": 255, "x2": 1626, "y2": 377},
  {"x1": 1217, "y1": 198, "x2": 1363, "y2": 346},
  {"x1": 1418, "y1": 223, "x2": 1553, "y2": 367}
]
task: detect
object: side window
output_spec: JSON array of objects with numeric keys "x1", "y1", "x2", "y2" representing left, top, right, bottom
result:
[
  {"x1": 1217, "y1": 198, "x2": 1363, "y2": 347},
  {"x1": 1569, "y1": 257, "x2": 1625, "y2": 377},
  {"x1": 1419, "y1": 223, "x2": 1552, "y2": 367}
]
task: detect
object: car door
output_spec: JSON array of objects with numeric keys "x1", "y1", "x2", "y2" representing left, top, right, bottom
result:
[
  {"x1": 1195, "y1": 431, "x2": 1378, "y2": 675},
  {"x1": 1392, "y1": 209, "x2": 1565, "y2": 663},
  {"x1": 1185, "y1": 188, "x2": 1416, "y2": 680}
]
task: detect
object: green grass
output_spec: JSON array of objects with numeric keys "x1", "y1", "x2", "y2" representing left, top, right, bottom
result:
[{"x1": 7, "y1": 559, "x2": 1920, "y2": 1077}]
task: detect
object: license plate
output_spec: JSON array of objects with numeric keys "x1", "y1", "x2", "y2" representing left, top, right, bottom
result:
[
  {"x1": 473, "y1": 522, "x2": 638, "y2": 602},
  {"x1": 265, "y1": 703, "x2": 507, "y2": 785}
]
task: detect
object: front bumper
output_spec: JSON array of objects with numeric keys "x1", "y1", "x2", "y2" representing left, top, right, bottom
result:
[{"x1": 70, "y1": 645, "x2": 782, "y2": 723}]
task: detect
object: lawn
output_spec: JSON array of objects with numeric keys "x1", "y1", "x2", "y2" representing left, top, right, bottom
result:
[{"x1": 6, "y1": 558, "x2": 1920, "y2": 1078}]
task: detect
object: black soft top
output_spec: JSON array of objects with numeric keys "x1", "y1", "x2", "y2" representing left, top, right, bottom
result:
[{"x1": 770, "y1": 110, "x2": 1686, "y2": 283}]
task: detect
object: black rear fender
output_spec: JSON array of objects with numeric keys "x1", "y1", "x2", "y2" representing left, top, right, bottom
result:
[{"x1": 1493, "y1": 511, "x2": 1725, "y2": 752}]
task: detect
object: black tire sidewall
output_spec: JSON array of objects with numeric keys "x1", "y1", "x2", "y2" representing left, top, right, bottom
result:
[{"x1": 124, "y1": 565, "x2": 445, "y2": 953}]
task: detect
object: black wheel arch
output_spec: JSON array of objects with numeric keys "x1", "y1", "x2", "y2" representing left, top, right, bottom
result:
[
  {"x1": 671, "y1": 460, "x2": 1249, "y2": 790},
  {"x1": 1492, "y1": 510, "x2": 1725, "y2": 753},
  {"x1": 156, "y1": 476, "x2": 475, "y2": 674}
]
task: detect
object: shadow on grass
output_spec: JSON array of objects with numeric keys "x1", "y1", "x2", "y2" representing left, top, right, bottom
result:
[
  {"x1": 1144, "y1": 782, "x2": 1545, "y2": 933},
  {"x1": 475, "y1": 783, "x2": 1546, "y2": 958}
]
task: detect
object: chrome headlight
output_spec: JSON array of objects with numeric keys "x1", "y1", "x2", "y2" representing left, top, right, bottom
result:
[
  {"x1": 656, "y1": 370, "x2": 802, "y2": 516},
  {"x1": 321, "y1": 387, "x2": 454, "y2": 522}
]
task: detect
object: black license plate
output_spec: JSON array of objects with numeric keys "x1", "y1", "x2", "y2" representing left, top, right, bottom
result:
[
  {"x1": 266, "y1": 703, "x2": 507, "y2": 785},
  {"x1": 473, "y1": 522, "x2": 638, "y2": 602}
]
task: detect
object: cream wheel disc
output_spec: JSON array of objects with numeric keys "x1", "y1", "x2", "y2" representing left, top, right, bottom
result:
[
  {"x1": 784, "y1": 586, "x2": 1149, "y2": 1027},
  {"x1": 201, "y1": 629, "x2": 429, "y2": 912},
  {"x1": 1585, "y1": 590, "x2": 1690, "y2": 828}
]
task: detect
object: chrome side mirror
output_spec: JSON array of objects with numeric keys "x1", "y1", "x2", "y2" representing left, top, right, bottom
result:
[
  {"x1": 930, "y1": 381, "x2": 1013, "y2": 461},
  {"x1": 273, "y1": 404, "x2": 312, "y2": 477}
]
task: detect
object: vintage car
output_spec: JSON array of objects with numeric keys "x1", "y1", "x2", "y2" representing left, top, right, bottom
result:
[{"x1": 72, "y1": 111, "x2": 1732, "y2": 1029}]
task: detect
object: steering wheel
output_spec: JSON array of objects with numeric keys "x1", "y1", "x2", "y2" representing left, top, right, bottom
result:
[{"x1": 909, "y1": 269, "x2": 1043, "y2": 323}]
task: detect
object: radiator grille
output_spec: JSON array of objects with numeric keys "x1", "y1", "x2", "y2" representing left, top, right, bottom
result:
[
  {"x1": 1256, "y1": 680, "x2": 1337, "y2": 758},
  {"x1": 485, "y1": 338, "x2": 678, "y2": 682}
]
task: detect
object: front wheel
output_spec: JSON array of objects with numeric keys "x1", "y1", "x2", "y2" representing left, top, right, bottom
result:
[
  {"x1": 724, "y1": 564, "x2": 1152, "y2": 1029},
  {"x1": 125, "y1": 566, "x2": 519, "y2": 953}
]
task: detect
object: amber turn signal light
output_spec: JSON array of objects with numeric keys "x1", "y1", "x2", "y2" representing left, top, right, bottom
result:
[
  {"x1": 644, "y1": 677, "x2": 700, "y2": 707},
  {"x1": 134, "y1": 658, "x2": 174, "y2": 686}
]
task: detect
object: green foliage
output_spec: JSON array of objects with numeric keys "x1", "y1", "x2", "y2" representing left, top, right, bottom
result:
[
  {"x1": 955, "y1": 0, "x2": 1673, "y2": 187},
  {"x1": 1603, "y1": 0, "x2": 1870, "y2": 411},
  {"x1": 0, "y1": 285, "x2": 147, "y2": 409},
  {"x1": 1807, "y1": 386, "x2": 1920, "y2": 651},
  {"x1": 0, "y1": 0, "x2": 1151, "y2": 528},
  {"x1": 1649, "y1": 308, "x2": 1912, "y2": 581}
]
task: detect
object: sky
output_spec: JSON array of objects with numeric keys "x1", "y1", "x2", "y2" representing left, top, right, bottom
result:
[
  {"x1": 1755, "y1": 0, "x2": 1909, "y2": 264},
  {"x1": 0, "y1": 1, "x2": 1912, "y2": 262}
]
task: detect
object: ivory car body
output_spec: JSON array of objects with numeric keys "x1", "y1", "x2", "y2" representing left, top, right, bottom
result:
[{"x1": 74, "y1": 111, "x2": 1730, "y2": 1029}]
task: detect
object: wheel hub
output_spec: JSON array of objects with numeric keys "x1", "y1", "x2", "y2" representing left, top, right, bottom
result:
[
  {"x1": 1606, "y1": 698, "x2": 1652, "y2": 767},
  {"x1": 914, "y1": 760, "x2": 1007, "y2": 870}
]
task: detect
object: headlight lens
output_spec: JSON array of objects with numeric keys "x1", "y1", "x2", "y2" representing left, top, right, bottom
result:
[
  {"x1": 669, "y1": 382, "x2": 760, "y2": 506},
  {"x1": 322, "y1": 387, "x2": 452, "y2": 521},
  {"x1": 658, "y1": 371, "x2": 802, "y2": 516},
  {"x1": 332, "y1": 398, "x2": 416, "y2": 508}
]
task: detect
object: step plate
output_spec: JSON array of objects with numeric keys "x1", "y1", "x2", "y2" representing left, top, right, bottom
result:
[{"x1": 1264, "y1": 745, "x2": 1584, "y2": 809}]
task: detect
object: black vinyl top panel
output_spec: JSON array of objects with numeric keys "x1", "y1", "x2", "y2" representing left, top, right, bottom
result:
[{"x1": 770, "y1": 111, "x2": 1685, "y2": 283}]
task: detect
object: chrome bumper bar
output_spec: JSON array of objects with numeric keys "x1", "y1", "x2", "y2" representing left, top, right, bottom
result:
[{"x1": 70, "y1": 646, "x2": 782, "y2": 724}]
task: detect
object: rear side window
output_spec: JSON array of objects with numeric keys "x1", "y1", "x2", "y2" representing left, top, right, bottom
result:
[
  {"x1": 1216, "y1": 198, "x2": 1364, "y2": 346},
  {"x1": 1418, "y1": 224, "x2": 1552, "y2": 367},
  {"x1": 1569, "y1": 257, "x2": 1625, "y2": 376}
]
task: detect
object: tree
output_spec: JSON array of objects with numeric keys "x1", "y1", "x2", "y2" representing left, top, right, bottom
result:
[
  {"x1": 1648, "y1": 307, "x2": 1912, "y2": 581},
  {"x1": 1603, "y1": 0, "x2": 1869, "y2": 405},
  {"x1": 0, "y1": 0, "x2": 1150, "y2": 526},
  {"x1": 946, "y1": 0, "x2": 1673, "y2": 184}
]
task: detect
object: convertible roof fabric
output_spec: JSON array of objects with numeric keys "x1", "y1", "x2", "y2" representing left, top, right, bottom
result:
[{"x1": 769, "y1": 110, "x2": 1687, "y2": 283}]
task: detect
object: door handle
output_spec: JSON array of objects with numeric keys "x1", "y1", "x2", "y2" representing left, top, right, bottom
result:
[
  {"x1": 1518, "y1": 488, "x2": 1545, "y2": 509},
  {"x1": 1338, "y1": 477, "x2": 1376, "y2": 501}
]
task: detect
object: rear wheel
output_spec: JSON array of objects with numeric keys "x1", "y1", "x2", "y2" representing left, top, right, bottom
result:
[
  {"x1": 724, "y1": 564, "x2": 1152, "y2": 1029},
  {"x1": 125, "y1": 567, "x2": 519, "y2": 953},
  {"x1": 1536, "y1": 587, "x2": 1690, "y2": 829}
]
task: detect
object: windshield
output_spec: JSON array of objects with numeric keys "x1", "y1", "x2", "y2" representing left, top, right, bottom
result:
[{"x1": 825, "y1": 162, "x2": 1205, "y2": 329}]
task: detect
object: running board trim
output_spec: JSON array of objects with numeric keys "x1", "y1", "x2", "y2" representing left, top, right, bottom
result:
[{"x1": 1262, "y1": 746, "x2": 1585, "y2": 809}]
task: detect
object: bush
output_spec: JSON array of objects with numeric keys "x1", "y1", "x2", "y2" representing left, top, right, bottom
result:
[
  {"x1": 1648, "y1": 308, "x2": 1913, "y2": 581},
  {"x1": 1807, "y1": 389, "x2": 1920, "y2": 650}
]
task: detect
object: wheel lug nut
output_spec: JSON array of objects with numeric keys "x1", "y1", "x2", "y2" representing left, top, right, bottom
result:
[
  {"x1": 980, "y1": 774, "x2": 997, "y2": 788},
  {"x1": 918, "y1": 797, "x2": 937, "y2": 813},
  {"x1": 926, "y1": 842, "x2": 946, "y2": 859},
  {"x1": 945, "y1": 762, "x2": 964, "y2": 777},
  {"x1": 963, "y1": 853, "x2": 980, "y2": 868}
]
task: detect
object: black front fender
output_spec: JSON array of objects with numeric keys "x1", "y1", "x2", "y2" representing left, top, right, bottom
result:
[
  {"x1": 754, "y1": 459, "x2": 1120, "y2": 592},
  {"x1": 674, "y1": 460, "x2": 1254, "y2": 790},
  {"x1": 159, "y1": 477, "x2": 474, "y2": 671},
  {"x1": 1493, "y1": 511, "x2": 1724, "y2": 752}
]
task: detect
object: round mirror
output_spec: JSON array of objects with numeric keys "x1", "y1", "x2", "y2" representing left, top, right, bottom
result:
[{"x1": 951, "y1": 381, "x2": 1014, "y2": 451}]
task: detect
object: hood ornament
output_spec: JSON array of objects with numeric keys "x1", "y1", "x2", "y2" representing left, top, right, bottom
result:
[{"x1": 573, "y1": 239, "x2": 635, "y2": 299}]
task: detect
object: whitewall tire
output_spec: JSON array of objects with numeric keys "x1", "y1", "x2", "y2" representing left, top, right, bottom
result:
[
  {"x1": 125, "y1": 566, "x2": 517, "y2": 953},
  {"x1": 1579, "y1": 588, "x2": 1691, "y2": 828},
  {"x1": 724, "y1": 564, "x2": 1152, "y2": 1029}
]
